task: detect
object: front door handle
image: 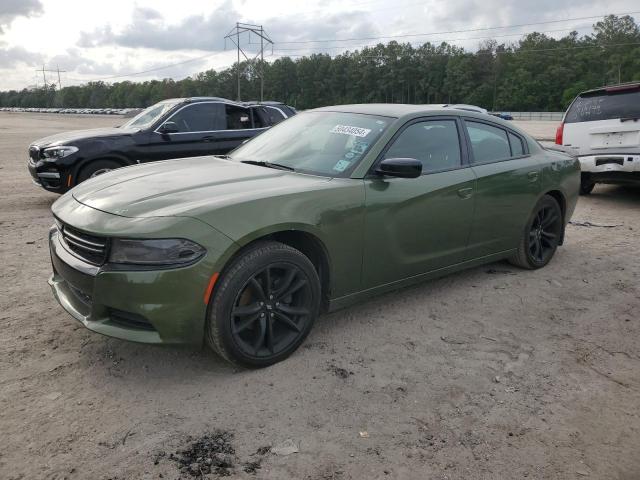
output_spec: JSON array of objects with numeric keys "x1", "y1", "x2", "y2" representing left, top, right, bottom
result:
[
  {"x1": 527, "y1": 171, "x2": 539, "y2": 182},
  {"x1": 457, "y1": 187, "x2": 473, "y2": 199}
]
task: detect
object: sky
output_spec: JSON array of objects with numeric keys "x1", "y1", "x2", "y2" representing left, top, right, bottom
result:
[{"x1": 0, "y1": 0, "x2": 638, "y2": 90}]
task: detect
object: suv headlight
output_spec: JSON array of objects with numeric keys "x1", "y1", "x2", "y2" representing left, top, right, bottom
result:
[
  {"x1": 43, "y1": 145, "x2": 78, "y2": 159},
  {"x1": 108, "y1": 238, "x2": 206, "y2": 266}
]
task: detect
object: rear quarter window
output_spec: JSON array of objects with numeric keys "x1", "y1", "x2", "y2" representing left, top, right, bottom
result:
[{"x1": 565, "y1": 88, "x2": 640, "y2": 123}]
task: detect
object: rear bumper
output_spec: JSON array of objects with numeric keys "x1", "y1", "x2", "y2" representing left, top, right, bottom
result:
[
  {"x1": 48, "y1": 226, "x2": 212, "y2": 346},
  {"x1": 579, "y1": 154, "x2": 640, "y2": 173},
  {"x1": 582, "y1": 171, "x2": 640, "y2": 185}
]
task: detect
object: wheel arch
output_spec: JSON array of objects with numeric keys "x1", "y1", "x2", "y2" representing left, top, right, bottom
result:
[
  {"x1": 217, "y1": 227, "x2": 332, "y2": 312},
  {"x1": 72, "y1": 154, "x2": 134, "y2": 181}
]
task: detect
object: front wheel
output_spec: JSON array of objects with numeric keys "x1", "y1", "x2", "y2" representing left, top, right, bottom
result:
[
  {"x1": 509, "y1": 195, "x2": 563, "y2": 270},
  {"x1": 206, "y1": 242, "x2": 321, "y2": 368},
  {"x1": 76, "y1": 159, "x2": 122, "y2": 184}
]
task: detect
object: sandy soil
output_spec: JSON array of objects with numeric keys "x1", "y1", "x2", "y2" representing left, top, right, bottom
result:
[{"x1": 0, "y1": 113, "x2": 638, "y2": 480}]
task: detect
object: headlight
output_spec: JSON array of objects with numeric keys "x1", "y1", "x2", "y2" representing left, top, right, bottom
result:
[
  {"x1": 43, "y1": 145, "x2": 78, "y2": 159},
  {"x1": 108, "y1": 238, "x2": 206, "y2": 266}
]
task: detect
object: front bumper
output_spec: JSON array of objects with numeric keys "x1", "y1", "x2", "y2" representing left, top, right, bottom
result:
[
  {"x1": 29, "y1": 159, "x2": 69, "y2": 193},
  {"x1": 48, "y1": 216, "x2": 234, "y2": 346}
]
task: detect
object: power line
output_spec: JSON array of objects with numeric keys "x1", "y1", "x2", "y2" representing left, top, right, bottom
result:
[
  {"x1": 270, "y1": 41, "x2": 640, "y2": 59},
  {"x1": 74, "y1": 51, "x2": 225, "y2": 83},
  {"x1": 273, "y1": 10, "x2": 640, "y2": 44},
  {"x1": 272, "y1": 25, "x2": 592, "y2": 53}
]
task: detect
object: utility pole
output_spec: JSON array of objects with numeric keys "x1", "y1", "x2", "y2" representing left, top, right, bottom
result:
[
  {"x1": 224, "y1": 23, "x2": 273, "y2": 102},
  {"x1": 260, "y1": 25, "x2": 264, "y2": 102}
]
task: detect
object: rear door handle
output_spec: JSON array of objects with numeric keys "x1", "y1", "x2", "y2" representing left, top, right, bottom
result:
[
  {"x1": 527, "y1": 171, "x2": 539, "y2": 182},
  {"x1": 457, "y1": 187, "x2": 473, "y2": 199}
]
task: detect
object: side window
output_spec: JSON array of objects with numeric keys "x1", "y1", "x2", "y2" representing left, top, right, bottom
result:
[
  {"x1": 225, "y1": 105, "x2": 252, "y2": 130},
  {"x1": 167, "y1": 103, "x2": 225, "y2": 132},
  {"x1": 263, "y1": 106, "x2": 286, "y2": 125},
  {"x1": 383, "y1": 120, "x2": 461, "y2": 173},
  {"x1": 465, "y1": 121, "x2": 510, "y2": 163},
  {"x1": 508, "y1": 132, "x2": 524, "y2": 156}
]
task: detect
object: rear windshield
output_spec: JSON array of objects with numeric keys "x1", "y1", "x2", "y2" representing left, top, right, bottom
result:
[{"x1": 565, "y1": 88, "x2": 640, "y2": 123}]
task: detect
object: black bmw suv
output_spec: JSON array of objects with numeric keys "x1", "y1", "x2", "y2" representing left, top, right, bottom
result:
[{"x1": 28, "y1": 97, "x2": 296, "y2": 193}]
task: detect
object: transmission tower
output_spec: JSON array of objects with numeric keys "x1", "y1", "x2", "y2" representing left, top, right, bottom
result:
[
  {"x1": 36, "y1": 65, "x2": 66, "y2": 90},
  {"x1": 224, "y1": 22, "x2": 273, "y2": 101}
]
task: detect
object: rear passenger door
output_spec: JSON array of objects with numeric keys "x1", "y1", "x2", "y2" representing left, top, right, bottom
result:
[
  {"x1": 205, "y1": 104, "x2": 268, "y2": 152},
  {"x1": 362, "y1": 117, "x2": 476, "y2": 289},
  {"x1": 462, "y1": 119, "x2": 541, "y2": 259}
]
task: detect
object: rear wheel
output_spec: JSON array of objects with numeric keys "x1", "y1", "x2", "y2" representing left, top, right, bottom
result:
[
  {"x1": 579, "y1": 180, "x2": 595, "y2": 195},
  {"x1": 206, "y1": 242, "x2": 321, "y2": 368},
  {"x1": 509, "y1": 195, "x2": 563, "y2": 269},
  {"x1": 77, "y1": 159, "x2": 122, "y2": 184}
]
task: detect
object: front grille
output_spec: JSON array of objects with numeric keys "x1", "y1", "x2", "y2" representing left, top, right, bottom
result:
[
  {"x1": 60, "y1": 224, "x2": 108, "y2": 265},
  {"x1": 29, "y1": 146, "x2": 40, "y2": 162}
]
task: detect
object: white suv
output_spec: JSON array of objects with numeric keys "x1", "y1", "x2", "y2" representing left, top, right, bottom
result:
[{"x1": 555, "y1": 83, "x2": 640, "y2": 194}]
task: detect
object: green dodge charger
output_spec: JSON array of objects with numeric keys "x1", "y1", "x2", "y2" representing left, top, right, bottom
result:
[{"x1": 49, "y1": 104, "x2": 580, "y2": 367}]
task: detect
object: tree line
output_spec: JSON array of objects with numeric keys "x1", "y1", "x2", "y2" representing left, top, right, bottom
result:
[{"x1": 1, "y1": 15, "x2": 639, "y2": 112}]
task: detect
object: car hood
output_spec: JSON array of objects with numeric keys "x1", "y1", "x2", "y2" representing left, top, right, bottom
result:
[
  {"x1": 70, "y1": 156, "x2": 331, "y2": 219},
  {"x1": 31, "y1": 127, "x2": 137, "y2": 147}
]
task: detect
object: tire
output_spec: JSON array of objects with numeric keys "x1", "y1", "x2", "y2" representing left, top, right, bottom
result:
[
  {"x1": 206, "y1": 241, "x2": 321, "y2": 368},
  {"x1": 579, "y1": 180, "x2": 595, "y2": 195},
  {"x1": 77, "y1": 159, "x2": 122, "y2": 184},
  {"x1": 509, "y1": 195, "x2": 563, "y2": 270}
]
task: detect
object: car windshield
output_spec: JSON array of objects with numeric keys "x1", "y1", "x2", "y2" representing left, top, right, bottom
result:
[
  {"x1": 229, "y1": 111, "x2": 392, "y2": 177},
  {"x1": 120, "y1": 101, "x2": 180, "y2": 129}
]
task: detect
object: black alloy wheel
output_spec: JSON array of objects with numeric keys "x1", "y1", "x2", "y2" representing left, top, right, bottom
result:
[
  {"x1": 206, "y1": 241, "x2": 320, "y2": 367},
  {"x1": 231, "y1": 263, "x2": 312, "y2": 358},
  {"x1": 528, "y1": 202, "x2": 562, "y2": 265},
  {"x1": 509, "y1": 195, "x2": 563, "y2": 270}
]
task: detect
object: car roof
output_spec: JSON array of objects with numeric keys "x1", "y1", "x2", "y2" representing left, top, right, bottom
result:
[
  {"x1": 578, "y1": 81, "x2": 640, "y2": 96},
  {"x1": 160, "y1": 97, "x2": 289, "y2": 107},
  {"x1": 310, "y1": 103, "x2": 492, "y2": 118},
  {"x1": 309, "y1": 103, "x2": 531, "y2": 138}
]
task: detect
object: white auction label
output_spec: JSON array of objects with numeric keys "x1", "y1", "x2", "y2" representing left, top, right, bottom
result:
[{"x1": 330, "y1": 125, "x2": 372, "y2": 137}]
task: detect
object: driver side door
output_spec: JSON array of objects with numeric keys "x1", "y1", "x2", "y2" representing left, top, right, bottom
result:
[
  {"x1": 141, "y1": 102, "x2": 228, "y2": 162},
  {"x1": 362, "y1": 117, "x2": 476, "y2": 289}
]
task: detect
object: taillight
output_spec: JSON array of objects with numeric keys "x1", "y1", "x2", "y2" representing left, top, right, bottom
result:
[{"x1": 555, "y1": 122, "x2": 564, "y2": 145}]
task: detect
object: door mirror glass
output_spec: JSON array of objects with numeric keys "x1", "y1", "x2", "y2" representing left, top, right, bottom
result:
[
  {"x1": 375, "y1": 158, "x2": 422, "y2": 178},
  {"x1": 159, "y1": 121, "x2": 179, "y2": 134}
]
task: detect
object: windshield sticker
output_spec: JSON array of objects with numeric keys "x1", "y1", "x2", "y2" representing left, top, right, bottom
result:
[
  {"x1": 350, "y1": 141, "x2": 368, "y2": 155},
  {"x1": 330, "y1": 125, "x2": 372, "y2": 137},
  {"x1": 333, "y1": 159, "x2": 352, "y2": 172}
]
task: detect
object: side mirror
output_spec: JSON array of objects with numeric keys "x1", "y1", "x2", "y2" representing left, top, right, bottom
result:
[
  {"x1": 375, "y1": 158, "x2": 422, "y2": 178},
  {"x1": 159, "y1": 121, "x2": 179, "y2": 134}
]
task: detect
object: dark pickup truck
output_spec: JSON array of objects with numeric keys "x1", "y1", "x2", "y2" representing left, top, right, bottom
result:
[{"x1": 28, "y1": 97, "x2": 296, "y2": 193}]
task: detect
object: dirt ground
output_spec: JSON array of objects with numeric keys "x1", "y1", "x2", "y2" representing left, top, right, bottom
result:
[{"x1": 0, "y1": 112, "x2": 638, "y2": 480}]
